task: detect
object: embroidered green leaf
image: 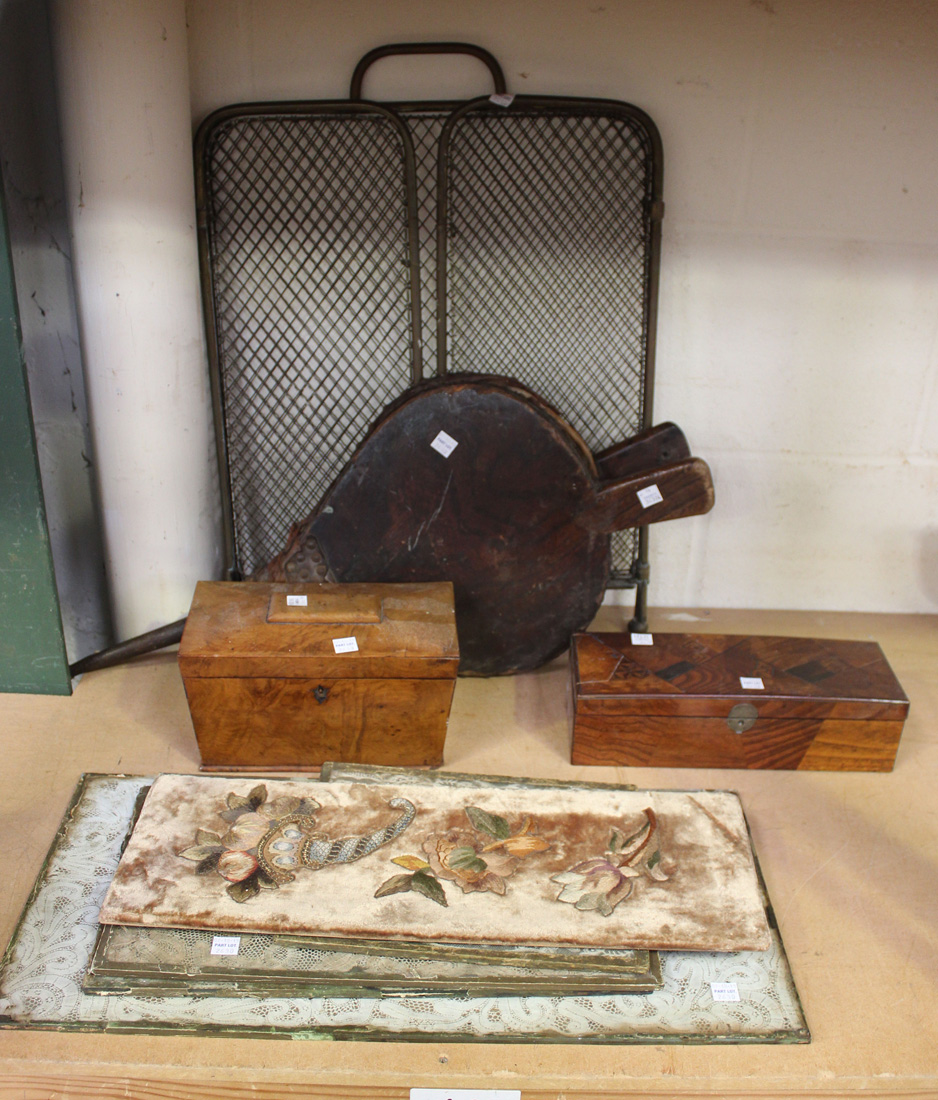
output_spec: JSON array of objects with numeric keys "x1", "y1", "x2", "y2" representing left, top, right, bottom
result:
[
  {"x1": 392, "y1": 854, "x2": 430, "y2": 871},
  {"x1": 448, "y1": 846, "x2": 488, "y2": 873},
  {"x1": 179, "y1": 843, "x2": 224, "y2": 862},
  {"x1": 618, "y1": 809, "x2": 657, "y2": 865},
  {"x1": 465, "y1": 805, "x2": 510, "y2": 840},
  {"x1": 196, "y1": 829, "x2": 221, "y2": 846},
  {"x1": 646, "y1": 849, "x2": 670, "y2": 881},
  {"x1": 196, "y1": 853, "x2": 221, "y2": 875},
  {"x1": 226, "y1": 875, "x2": 260, "y2": 903},
  {"x1": 619, "y1": 817, "x2": 652, "y2": 851},
  {"x1": 226, "y1": 792, "x2": 252, "y2": 811},
  {"x1": 296, "y1": 798, "x2": 321, "y2": 817},
  {"x1": 247, "y1": 783, "x2": 268, "y2": 808},
  {"x1": 256, "y1": 867, "x2": 278, "y2": 889},
  {"x1": 374, "y1": 873, "x2": 415, "y2": 899},
  {"x1": 596, "y1": 894, "x2": 614, "y2": 917},
  {"x1": 411, "y1": 870, "x2": 448, "y2": 907},
  {"x1": 608, "y1": 830, "x2": 624, "y2": 853}
]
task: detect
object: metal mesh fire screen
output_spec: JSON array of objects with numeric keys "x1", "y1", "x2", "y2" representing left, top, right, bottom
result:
[
  {"x1": 195, "y1": 45, "x2": 664, "y2": 609},
  {"x1": 195, "y1": 103, "x2": 422, "y2": 578}
]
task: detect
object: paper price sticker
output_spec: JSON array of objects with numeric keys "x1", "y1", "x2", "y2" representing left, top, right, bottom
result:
[
  {"x1": 710, "y1": 981, "x2": 740, "y2": 1002},
  {"x1": 739, "y1": 677, "x2": 765, "y2": 690},
  {"x1": 411, "y1": 1091, "x2": 521, "y2": 1100},
  {"x1": 333, "y1": 637, "x2": 359, "y2": 654},
  {"x1": 210, "y1": 935, "x2": 241, "y2": 957},
  {"x1": 630, "y1": 633, "x2": 654, "y2": 646},
  {"x1": 430, "y1": 430, "x2": 459, "y2": 458},
  {"x1": 286, "y1": 595, "x2": 308, "y2": 607},
  {"x1": 637, "y1": 483, "x2": 664, "y2": 508},
  {"x1": 489, "y1": 93, "x2": 515, "y2": 107}
]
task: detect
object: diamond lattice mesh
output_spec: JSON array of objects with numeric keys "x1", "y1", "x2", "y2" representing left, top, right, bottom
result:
[
  {"x1": 201, "y1": 102, "x2": 655, "y2": 584},
  {"x1": 203, "y1": 111, "x2": 417, "y2": 575},
  {"x1": 442, "y1": 106, "x2": 656, "y2": 581}
]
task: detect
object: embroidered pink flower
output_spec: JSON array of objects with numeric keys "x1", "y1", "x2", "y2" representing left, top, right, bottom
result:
[
  {"x1": 259, "y1": 795, "x2": 307, "y2": 820},
  {"x1": 222, "y1": 812, "x2": 270, "y2": 851},
  {"x1": 551, "y1": 807, "x2": 671, "y2": 918},
  {"x1": 422, "y1": 830, "x2": 520, "y2": 895},
  {"x1": 376, "y1": 806, "x2": 549, "y2": 907},
  {"x1": 216, "y1": 849, "x2": 260, "y2": 883},
  {"x1": 551, "y1": 857, "x2": 639, "y2": 916},
  {"x1": 177, "y1": 785, "x2": 330, "y2": 904}
]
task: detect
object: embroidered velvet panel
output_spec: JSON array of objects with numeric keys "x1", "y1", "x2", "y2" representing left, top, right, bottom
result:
[{"x1": 97, "y1": 775, "x2": 770, "y2": 953}]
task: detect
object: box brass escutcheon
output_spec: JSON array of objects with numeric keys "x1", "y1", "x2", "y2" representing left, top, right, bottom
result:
[{"x1": 727, "y1": 703, "x2": 758, "y2": 734}]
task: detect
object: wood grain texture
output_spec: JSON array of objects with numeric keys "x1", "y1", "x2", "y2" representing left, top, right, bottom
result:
[
  {"x1": 594, "y1": 421, "x2": 691, "y2": 477},
  {"x1": 577, "y1": 457, "x2": 715, "y2": 533},
  {"x1": 256, "y1": 375, "x2": 714, "y2": 675},
  {"x1": 178, "y1": 581, "x2": 459, "y2": 680},
  {"x1": 15, "y1": 1075, "x2": 937, "y2": 1100},
  {"x1": 0, "y1": 1078, "x2": 403, "y2": 1100},
  {"x1": 1, "y1": 606, "x2": 937, "y2": 1097},
  {"x1": 186, "y1": 675, "x2": 453, "y2": 769},
  {"x1": 571, "y1": 714, "x2": 904, "y2": 771},
  {"x1": 570, "y1": 630, "x2": 909, "y2": 771},
  {"x1": 178, "y1": 581, "x2": 457, "y2": 769},
  {"x1": 266, "y1": 588, "x2": 384, "y2": 624}
]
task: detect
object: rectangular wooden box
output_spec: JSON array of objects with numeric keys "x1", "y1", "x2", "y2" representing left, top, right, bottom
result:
[
  {"x1": 178, "y1": 581, "x2": 458, "y2": 770},
  {"x1": 570, "y1": 631, "x2": 909, "y2": 771}
]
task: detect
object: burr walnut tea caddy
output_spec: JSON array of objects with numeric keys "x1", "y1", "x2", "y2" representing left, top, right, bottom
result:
[{"x1": 178, "y1": 581, "x2": 458, "y2": 770}]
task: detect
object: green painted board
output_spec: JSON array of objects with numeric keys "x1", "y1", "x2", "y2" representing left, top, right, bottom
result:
[{"x1": 0, "y1": 170, "x2": 70, "y2": 695}]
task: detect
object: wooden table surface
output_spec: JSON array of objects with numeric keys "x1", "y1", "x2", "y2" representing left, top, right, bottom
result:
[{"x1": 1, "y1": 606, "x2": 936, "y2": 1099}]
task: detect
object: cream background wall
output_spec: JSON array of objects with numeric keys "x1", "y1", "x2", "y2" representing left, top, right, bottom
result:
[
  {"x1": 53, "y1": 0, "x2": 221, "y2": 640},
  {"x1": 184, "y1": 0, "x2": 938, "y2": 616}
]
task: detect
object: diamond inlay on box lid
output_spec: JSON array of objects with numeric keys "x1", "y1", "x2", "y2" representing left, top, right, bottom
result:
[{"x1": 573, "y1": 632, "x2": 909, "y2": 721}]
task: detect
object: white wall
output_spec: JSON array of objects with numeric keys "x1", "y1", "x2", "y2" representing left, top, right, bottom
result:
[
  {"x1": 183, "y1": 0, "x2": 938, "y2": 615},
  {"x1": 54, "y1": 0, "x2": 221, "y2": 639}
]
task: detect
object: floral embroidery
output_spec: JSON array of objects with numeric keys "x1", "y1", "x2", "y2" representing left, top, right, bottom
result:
[
  {"x1": 374, "y1": 805, "x2": 549, "y2": 907},
  {"x1": 179, "y1": 784, "x2": 416, "y2": 903},
  {"x1": 551, "y1": 807, "x2": 670, "y2": 917}
]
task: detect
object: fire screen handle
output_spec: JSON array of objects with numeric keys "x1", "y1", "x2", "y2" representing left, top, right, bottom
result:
[{"x1": 350, "y1": 42, "x2": 508, "y2": 100}]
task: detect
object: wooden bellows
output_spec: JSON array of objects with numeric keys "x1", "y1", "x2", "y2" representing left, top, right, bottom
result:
[{"x1": 257, "y1": 375, "x2": 714, "y2": 675}]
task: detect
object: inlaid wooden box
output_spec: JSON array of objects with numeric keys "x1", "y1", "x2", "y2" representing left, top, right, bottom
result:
[
  {"x1": 178, "y1": 581, "x2": 458, "y2": 770},
  {"x1": 570, "y1": 631, "x2": 909, "y2": 771}
]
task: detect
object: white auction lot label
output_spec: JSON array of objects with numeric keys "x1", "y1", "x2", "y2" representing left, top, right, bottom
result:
[
  {"x1": 710, "y1": 981, "x2": 741, "y2": 1002},
  {"x1": 333, "y1": 636, "x2": 359, "y2": 654},
  {"x1": 430, "y1": 430, "x2": 459, "y2": 457},
  {"x1": 411, "y1": 1091, "x2": 520, "y2": 1100},
  {"x1": 210, "y1": 935, "x2": 240, "y2": 956},
  {"x1": 630, "y1": 633, "x2": 653, "y2": 645},
  {"x1": 739, "y1": 676, "x2": 765, "y2": 690},
  {"x1": 637, "y1": 483, "x2": 663, "y2": 508}
]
